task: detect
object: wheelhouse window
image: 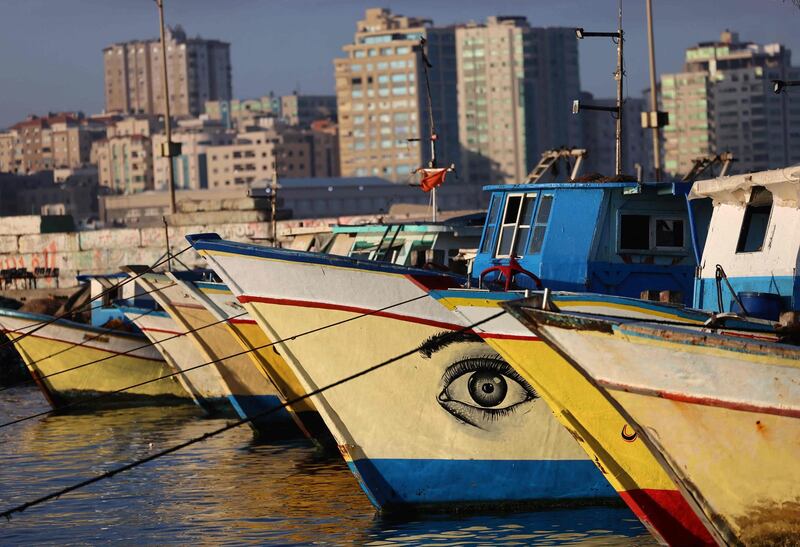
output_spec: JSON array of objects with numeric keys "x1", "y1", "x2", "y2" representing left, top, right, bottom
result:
[
  {"x1": 479, "y1": 195, "x2": 502, "y2": 254},
  {"x1": 496, "y1": 193, "x2": 537, "y2": 257},
  {"x1": 619, "y1": 214, "x2": 685, "y2": 252},
  {"x1": 528, "y1": 195, "x2": 553, "y2": 254},
  {"x1": 736, "y1": 186, "x2": 773, "y2": 253}
]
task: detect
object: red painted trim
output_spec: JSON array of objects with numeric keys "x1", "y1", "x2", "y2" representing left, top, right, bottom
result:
[
  {"x1": 603, "y1": 381, "x2": 800, "y2": 419},
  {"x1": 238, "y1": 295, "x2": 464, "y2": 331},
  {"x1": 1, "y1": 330, "x2": 164, "y2": 362},
  {"x1": 618, "y1": 488, "x2": 716, "y2": 546},
  {"x1": 228, "y1": 318, "x2": 257, "y2": 325},
  {"x1": 480, "y1": 332, "x2": 540, "y2": 341}
]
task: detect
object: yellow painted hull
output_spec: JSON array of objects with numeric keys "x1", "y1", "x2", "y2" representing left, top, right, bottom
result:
[
  {"x1": 225, "y1": 317, "x2": 320, "y2": 418},
  {"x1": 0, "y1": 314, "x2": 189, "y2": 407},
  {"x1": 436, "y1": 295, "x2": 715, "y2": 545}
]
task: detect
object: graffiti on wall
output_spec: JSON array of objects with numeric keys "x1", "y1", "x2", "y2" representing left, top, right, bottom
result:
[{"x1": 0, "y1": 240, "x2": 58, "y2": 271}]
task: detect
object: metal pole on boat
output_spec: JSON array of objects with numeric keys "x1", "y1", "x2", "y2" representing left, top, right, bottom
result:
[
  {"x1": 419, "y1": 37, "x2": 437, "y2": 223},
  {"x1": 271, "y1": 160, "x2": 278, "y2": 247},
  {"x1": 162, "y1": 216, "x2": 172, "y2": 271},
  {"x1": 155, "y1": 0, "x2": 178, "y2": 215},
  {"x1": 615, "y1": 4, "x2": 624, "y2": 177},
  {"x1": 645, "y1": 0, "x2": 663, "y2": 181}
]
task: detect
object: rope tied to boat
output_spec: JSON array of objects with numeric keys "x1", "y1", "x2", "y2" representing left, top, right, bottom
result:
[{"x1": 0, "y1": 308, "x2": 504, "y2": 520}]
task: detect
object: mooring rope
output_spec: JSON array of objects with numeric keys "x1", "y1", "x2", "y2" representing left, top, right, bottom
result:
[
  {"x1": 0, "y1": 307, "x2": 247, "y2": 394},
  {"x1": 0, "y1": 309, "x2": 504, "y2": 520},
  {"x1": 0, "y1": 293, "x2": 431, "y2": 429},
  {"x1": 0, "y1": 283, "x2": 179, "y2": 388},
  {"x1": 0, "y1": 246, "x2": 193, "y2": 352}
]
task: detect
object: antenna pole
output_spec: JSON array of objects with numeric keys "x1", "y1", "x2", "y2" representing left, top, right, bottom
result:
[
  {"x1": 615, "y1": 3, "x2": 624, "y2": 176},
  {"x1": 646, "y1": 0, "x2": 662, "y2": 181},
  {"x1": 156, "y1": 0, "x2": 177, "y2": 214}
]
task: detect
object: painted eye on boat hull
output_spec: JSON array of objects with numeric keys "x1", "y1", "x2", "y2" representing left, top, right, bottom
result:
[{"x1": 438, "y1": 356, "x2": 538, "y2": 429}]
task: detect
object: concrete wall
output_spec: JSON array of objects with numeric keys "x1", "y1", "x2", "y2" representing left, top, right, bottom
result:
[{"x1": 0, "y1": 213, "x2": 379, "y2": 289}]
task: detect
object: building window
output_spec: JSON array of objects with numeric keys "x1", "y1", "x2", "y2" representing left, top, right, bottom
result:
[{"x1": 736, "y1": 186, "x2": 773, "y2": 253}]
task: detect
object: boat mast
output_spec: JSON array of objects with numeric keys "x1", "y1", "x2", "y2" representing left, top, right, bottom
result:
[
  {"x1": 419, "y1": 37, "x2": 438, "y2": 222},
  {"x1": 155, "y1": 0, "x2": 179, "y2": 214},
  {"x1": 614, "y1": 3, "x2": 624, "y2": 177},
  {"x1": 271, "y1": 159, "x2": 279, "y2": 247}
]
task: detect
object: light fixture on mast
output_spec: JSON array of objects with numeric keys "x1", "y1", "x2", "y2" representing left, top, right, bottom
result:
[{"x1": 572, "y1": 10, "x2": 625, "y2": 176}]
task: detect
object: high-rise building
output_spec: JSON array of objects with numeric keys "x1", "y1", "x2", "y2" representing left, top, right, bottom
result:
[
  {"x1": 103, "y1": 26, "x2": 232, "y2": 117},
  {"x1": 456, "y1": 18, "x2": 581, "y2": 184},
  {"x1": 334, "y1": 8, "x2": 458, "y2": 182},
  {"x1": 661, "y1": 30, "x2": 800, "y2": 176},
  {"x1": 579, "y1": 92, "x2": 647, "y2": 177}
]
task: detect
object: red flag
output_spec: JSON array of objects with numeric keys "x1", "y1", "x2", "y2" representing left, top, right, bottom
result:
[{"x1": 418, "y1": 168, "x2": 448, "y2": 192}]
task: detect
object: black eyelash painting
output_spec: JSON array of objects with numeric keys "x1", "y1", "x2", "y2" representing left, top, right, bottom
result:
[{"x1": 438, "y1": 354, "x2": 539, "y2": 429}]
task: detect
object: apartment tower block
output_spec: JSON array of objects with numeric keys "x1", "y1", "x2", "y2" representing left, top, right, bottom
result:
[
  {"x1": 103, "y1": 26, "x2": 232, "y2": 117},
  {"x1": 456, "y1": 18, "x2": 581, "y2": 184},
  {"x1": 334, "y1": 8, "x2": 458, "y2": 182}
]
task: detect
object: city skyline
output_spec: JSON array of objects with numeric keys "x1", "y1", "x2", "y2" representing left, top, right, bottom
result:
[{"x1": 1, "y1": 0, "x2": 800, "y2": 128}]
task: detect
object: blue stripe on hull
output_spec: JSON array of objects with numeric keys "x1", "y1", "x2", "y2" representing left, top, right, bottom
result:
[
  {"x1": 227, "y1": 394, "x2": 302, "y2": 438},
  {"x1": 694, "y1": 274, "x2": 798, "y2": 311},
  {"x1": 346, "y1": 457, "x2": 616, "y2": 510}
]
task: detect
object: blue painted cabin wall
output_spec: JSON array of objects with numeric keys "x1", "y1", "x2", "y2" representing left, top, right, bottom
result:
[{"x1": 471, "y1": 183, "x2": 702, "y2": 306}]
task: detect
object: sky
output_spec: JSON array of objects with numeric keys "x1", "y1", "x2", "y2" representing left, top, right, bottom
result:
[{"x1": 1, "y1": 0, "x2": 799, "y2": 128}]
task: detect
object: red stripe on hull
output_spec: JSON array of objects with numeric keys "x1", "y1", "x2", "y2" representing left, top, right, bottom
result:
[
  {"x1": 238, "y1": 295, "x2": 464, "y2": 331},
  {"x1": 603, "y1": 381, "x2": 800, "y2": 419},
  {"x1": 228, "y1": 318, "x2": 257, "y2": 325},
  {"x1": 1, "y1": 330, "x2": 163, "y2": 362},
  {"x1": 480, "y1": 332, "x2": 540, "y2": 341},
  {"x1": 618, "y1": 488, "x2": 715, "y2": 546}
]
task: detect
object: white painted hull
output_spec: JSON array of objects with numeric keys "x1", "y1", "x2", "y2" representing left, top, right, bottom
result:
[
  {"x1": 122, "y1": 309, "x2": 230, "y2": 414},
  {"x1": 138, "y1": 273, "x2": 296, "y2": 434},
  {"x1": 194, "y1": 242, "x2": 615, "y2": 509}
]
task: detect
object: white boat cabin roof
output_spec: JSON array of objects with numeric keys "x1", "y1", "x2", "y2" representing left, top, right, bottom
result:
[{"x1": 689, "y1": 165, "x2": 800, "y2": 206}]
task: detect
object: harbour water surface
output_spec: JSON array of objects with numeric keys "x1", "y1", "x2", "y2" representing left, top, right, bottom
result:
[{"x1": 1, "y1": 383, "x2": 655, "y2": 545}]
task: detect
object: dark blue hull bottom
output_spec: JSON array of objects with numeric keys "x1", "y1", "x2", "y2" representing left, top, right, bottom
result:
[
  {"x1": 228, "y1": 394, "x2": 304, "y2": 439},
  {"x1": 347, "y1": 457, "x2": 617, "y2": 511}
]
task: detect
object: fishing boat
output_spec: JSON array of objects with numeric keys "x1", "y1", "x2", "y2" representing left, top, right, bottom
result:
[
  {"x1": 502, "y1": 167, "x2": 800, "y2": 544},
  {"x1": 426, "y1": 179, "x2": 720, "y2": 545},
  {"x1": 188, "y1": 233, "x2": 615, "y2": 509},
  {"x1": 166, "y1": 270, "x2": 322, "y2": 439},
  {"x1": 119, "y1": 302, "x2": 232, "y2": 415},
  {"x1": 511, "y1": 308, "x2": 800, "y2": 546},
  {"x1": 125, "y1": 268, "x2": 298, "y2": 436},
  {"x1": 0, "y1": 275, "x2": 189, "y2": 408}
]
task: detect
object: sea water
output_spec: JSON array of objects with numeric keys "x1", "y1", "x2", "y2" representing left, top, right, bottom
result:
[{"x1": 0, "y1": 384, "x2": 655, "y2": 545}]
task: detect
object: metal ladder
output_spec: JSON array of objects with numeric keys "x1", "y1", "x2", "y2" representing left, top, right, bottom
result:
[{"x1": 526, "y1": 148, "x2": 587, "y2": 183}]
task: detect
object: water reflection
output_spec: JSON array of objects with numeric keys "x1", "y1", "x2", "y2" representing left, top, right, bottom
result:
[{"x1": 0, "y1": 385, "x2": 654, "y2": 545}]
